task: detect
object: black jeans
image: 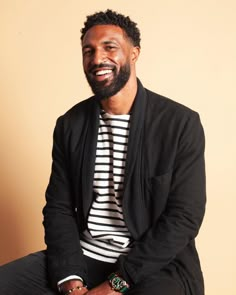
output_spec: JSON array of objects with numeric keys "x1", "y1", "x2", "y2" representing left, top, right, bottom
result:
[{"x1": 0, "y1": 251, "x2": 185, "y2": 294}]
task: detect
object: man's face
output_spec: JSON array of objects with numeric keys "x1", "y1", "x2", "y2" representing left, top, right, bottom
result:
[{"x1": 82, "y1": 25, "x2": 134, "y2": 99}]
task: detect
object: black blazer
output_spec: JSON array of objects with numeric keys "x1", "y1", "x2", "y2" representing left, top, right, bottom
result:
[{"x1": 43, "y1": 79, "x2": 206, "y2": 294}]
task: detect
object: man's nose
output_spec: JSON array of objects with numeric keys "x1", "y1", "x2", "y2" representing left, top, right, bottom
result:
[{"x1": 92, "y1": 49, "x2": 106, "y2": 65}]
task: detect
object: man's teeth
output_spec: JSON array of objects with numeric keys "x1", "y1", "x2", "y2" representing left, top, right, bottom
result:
[{"x1": 95, "y1": 69, "x2": 112, "y2": 76}]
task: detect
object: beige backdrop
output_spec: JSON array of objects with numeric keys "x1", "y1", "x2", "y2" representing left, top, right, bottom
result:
[{"x1": 0, "y1": 1, "x2": 235, "y2": 294}]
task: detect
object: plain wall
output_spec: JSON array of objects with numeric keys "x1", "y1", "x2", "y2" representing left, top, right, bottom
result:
[{"x1": 0, "y1": 1, "x2": 235, "y2": 294}]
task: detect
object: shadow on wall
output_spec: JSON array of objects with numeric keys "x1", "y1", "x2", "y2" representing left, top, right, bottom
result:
[
  {"x1": 0, "y1": 158, "x2": 46, "y2": 265},
  {"x1": 0, "y1": 186, "x2": 26, "y2": 265}
]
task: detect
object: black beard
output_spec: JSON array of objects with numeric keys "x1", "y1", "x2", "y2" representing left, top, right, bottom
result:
[{"x1": 85, "y1": 63, "x2": 131, "y2": 100}]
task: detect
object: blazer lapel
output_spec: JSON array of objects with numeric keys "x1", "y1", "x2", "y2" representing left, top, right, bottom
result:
[
  {"x1": 123, "y1": 79, "x2": 147, "y2": 189},
  {"x1": 81, "y1": 99, "x2": 100, "y2": 217}
]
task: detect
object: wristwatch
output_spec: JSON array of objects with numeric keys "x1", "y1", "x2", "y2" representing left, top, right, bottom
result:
[{"x1": 108, "y1": 272, "x2": 129, "y2": 293}]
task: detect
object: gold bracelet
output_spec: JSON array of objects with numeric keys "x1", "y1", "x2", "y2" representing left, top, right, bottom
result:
[{"x1": 64, "y1": 285, "x2": 87, "y2": 295}]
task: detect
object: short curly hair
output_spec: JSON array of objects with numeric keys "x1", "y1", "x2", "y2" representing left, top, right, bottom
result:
[{"x1": 81, "y1": 9, "x2": 141, "y2": 47}]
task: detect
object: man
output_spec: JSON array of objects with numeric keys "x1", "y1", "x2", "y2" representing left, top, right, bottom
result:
[{"x1": 0, "y1": 9, "x2": 206, "y2": 295}]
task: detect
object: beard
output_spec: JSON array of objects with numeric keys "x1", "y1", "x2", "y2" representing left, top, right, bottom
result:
[{"x1": 85, "y1": 62, "x2": 131, "y2": 100}]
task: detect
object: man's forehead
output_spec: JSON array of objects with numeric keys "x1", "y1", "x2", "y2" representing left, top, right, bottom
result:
[{"x1": 82, "y1": 24, "x2": 127, "y2": 45}]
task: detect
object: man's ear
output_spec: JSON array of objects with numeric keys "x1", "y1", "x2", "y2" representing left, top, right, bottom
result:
[{"x1": 131, "y1": 46, "x2": 140, "y2": 63}]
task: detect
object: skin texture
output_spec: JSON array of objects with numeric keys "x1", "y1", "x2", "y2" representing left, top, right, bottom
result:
[{"x1": 60, "y1": 24, "x2": 140, "y2": 295}]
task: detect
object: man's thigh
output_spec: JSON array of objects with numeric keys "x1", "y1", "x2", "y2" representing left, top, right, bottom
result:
[
  {"x1": 0, "y1": 250, "x2": 56, "y2": 295},
  {"x1": 127, "y1": 276, "x2": 185, "y2": 295}
]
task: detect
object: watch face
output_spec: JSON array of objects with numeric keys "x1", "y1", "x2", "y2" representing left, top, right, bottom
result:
[{"x1": 111, "y1": 276, "x2": 126, "y2": 290}]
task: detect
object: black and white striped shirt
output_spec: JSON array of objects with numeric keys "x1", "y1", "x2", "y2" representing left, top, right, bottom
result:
[{"x1": 80, "y1": 111, "x2": 133, "y2": 263}]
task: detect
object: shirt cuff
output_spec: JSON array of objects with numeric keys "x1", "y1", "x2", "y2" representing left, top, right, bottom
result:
[{"x1": 57, "y1": 275, "x2": 84, "y2": 292}]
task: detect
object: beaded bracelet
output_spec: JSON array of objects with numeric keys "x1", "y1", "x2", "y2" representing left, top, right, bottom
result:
[{"x1": 64, "y1": 285, "x2": 87, "y2": 295}]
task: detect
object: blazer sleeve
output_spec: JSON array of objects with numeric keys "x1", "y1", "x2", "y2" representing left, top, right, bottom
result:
[
  {"x1": 43, "y1": 116, "x2": 88, "y2": 288},
  {"x1": 118, "y1": 112, "x2": 206, "y2": 285}
]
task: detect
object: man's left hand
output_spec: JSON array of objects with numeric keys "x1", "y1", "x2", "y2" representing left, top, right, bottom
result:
[{"x1": 85, "y1": 281, "x2": 120, "y2": 295}]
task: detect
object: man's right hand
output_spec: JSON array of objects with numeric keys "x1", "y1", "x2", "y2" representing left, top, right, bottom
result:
[{"x1": 59, "y1": 279, "x2": 88, "y2": 295}]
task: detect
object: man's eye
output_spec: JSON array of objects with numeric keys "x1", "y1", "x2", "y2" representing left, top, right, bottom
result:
[
  {"x1": 83, "y1": 49, "x2": 92, "y2": 56},
  {"x1": 106, "y1": 46, "x2": 116, "y2": 51}
]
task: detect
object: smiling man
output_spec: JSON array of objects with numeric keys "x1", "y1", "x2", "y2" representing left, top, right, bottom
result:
[
  {"x1": 82, "y1": 24, "x2": 135, "y2": 101},
  {"x1": 82, "y1": 22, "x2": 140, "y2": 114},
  {"x1": 0, "y1": 9, "x2": 206, "y2": 295}
]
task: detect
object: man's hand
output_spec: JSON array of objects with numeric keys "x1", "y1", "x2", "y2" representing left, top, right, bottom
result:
[
  {"x1": 85, "y1": 281, "x2": 120, "y2": 295},
  {"x1": 59, "y1": 279, "x2": 88, "y2": 295}
]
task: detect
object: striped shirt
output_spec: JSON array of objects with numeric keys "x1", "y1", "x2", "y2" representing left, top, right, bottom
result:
[{"x1": 80, "y1": 110, "x2": 133, "y2": 263}]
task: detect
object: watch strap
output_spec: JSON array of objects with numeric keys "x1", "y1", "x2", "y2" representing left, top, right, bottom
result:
[{"x1": 108, "y1": 272, "x2": 129, "y2": 293}]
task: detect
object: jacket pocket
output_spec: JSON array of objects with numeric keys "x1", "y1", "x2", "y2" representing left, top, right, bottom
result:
[{"x1": 145, "y1": 170, "x2": 173, "y2": 221}]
